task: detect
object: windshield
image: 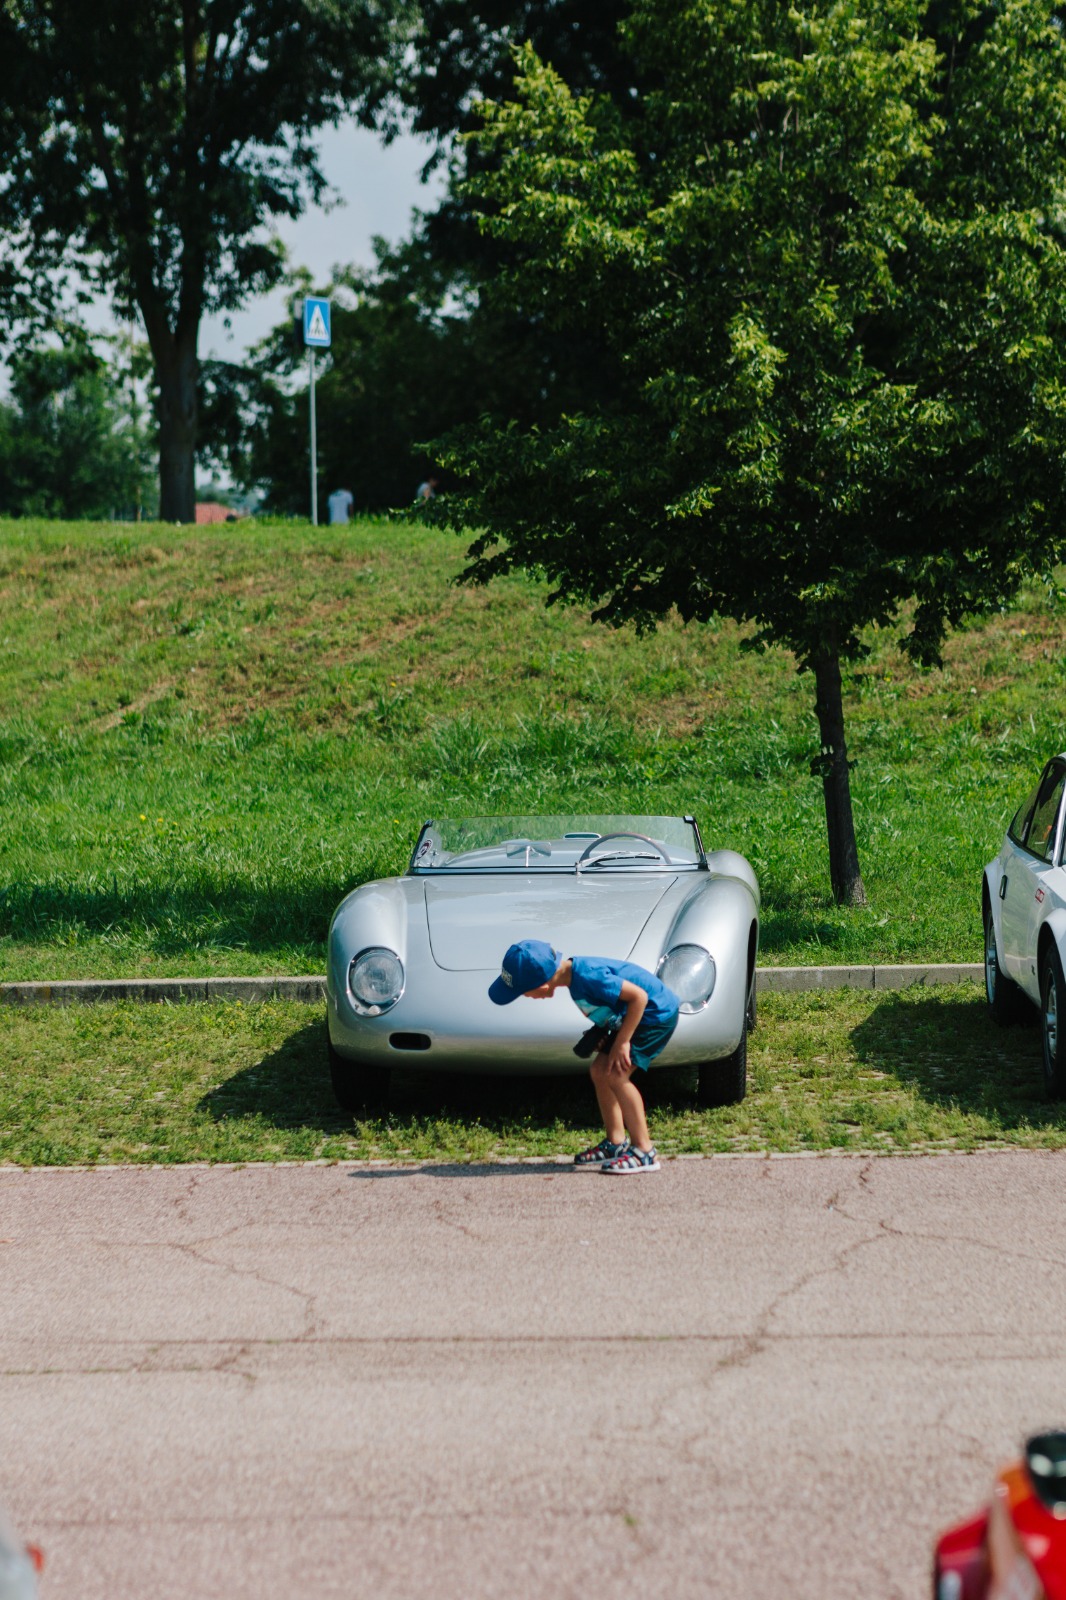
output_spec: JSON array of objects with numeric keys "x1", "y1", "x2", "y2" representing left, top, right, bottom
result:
[{"x1": 409, "y1": 816, "x2": 704, "y2": 872}]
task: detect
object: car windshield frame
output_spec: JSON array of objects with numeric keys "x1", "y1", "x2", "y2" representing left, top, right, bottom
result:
[{"x1": 407, "y1": 815, "x2": 708, "y2": 874}]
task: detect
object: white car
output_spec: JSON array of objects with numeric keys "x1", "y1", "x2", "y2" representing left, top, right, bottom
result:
[{"x1": 983, "y1": 754, "x2": 1066, "y2": 1095}]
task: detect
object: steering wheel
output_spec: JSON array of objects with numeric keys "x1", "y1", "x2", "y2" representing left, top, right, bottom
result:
[{"x1": 576, "y1": 831, "x2": 672, "y2": 867}]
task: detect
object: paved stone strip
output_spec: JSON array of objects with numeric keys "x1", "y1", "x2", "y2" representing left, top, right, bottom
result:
[{"x1": 0, "y1": 963, "x2": 982, "y2": 1007}]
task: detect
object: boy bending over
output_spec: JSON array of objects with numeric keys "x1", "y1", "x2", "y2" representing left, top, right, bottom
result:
[{"x1": 489, "y1": 939, "x2": 680, "y2": 1174}]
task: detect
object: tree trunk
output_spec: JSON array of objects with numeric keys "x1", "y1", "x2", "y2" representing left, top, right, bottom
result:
[
  {"x1": 154, "y1": 330, "x2": 198, "y2": 524},
  {"x1": 812, "y1": 649, "x2": 867, "y2": 907}
]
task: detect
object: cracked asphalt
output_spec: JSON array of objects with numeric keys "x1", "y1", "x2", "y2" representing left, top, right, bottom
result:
[{"x1": 2, "y1": 1151, "x2": 1065, "y2": 1599}]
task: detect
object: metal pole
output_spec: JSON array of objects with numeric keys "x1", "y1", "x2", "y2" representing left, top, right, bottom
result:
[{"x1": 309, "y1": 346, "x2": 318, "y2": 525}]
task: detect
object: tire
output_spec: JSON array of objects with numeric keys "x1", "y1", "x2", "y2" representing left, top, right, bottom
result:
[
  {"x1": 746, "y1": 973, "x2": 757, "y2": 1033},
  {"x1": 985, "y1": 902, "x2": 1020, "y2": 1026},
  {"x1": 1040, "y1": 945, "x2": 1066, "y2": 1100},
  {"x1": 327, "y1": 1026, "x2": 390, "y2": 1114},
  {"x1": 696, "y1": 1028, "x2": 747, "y2": 1108}
]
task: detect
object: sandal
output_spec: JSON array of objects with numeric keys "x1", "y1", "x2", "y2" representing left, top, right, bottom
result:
[
  {"x1": 601, "y1": 1146, "x2": 660, "y2": 1174},
  {"x1": 574, "y1": 1138, "x2": 629, "y2": 1168}
]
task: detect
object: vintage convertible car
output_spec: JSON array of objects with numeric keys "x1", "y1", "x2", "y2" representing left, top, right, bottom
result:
[
  {"x1": 933, "y1": 1431, "x2": 1066, "y2": 1599},
  {"x1": 982, "y1": 754, "x2": 1066, "y2": 1096},
  {"x1": 326, "y1": 814, "x2": 760, "y2": 1112}
]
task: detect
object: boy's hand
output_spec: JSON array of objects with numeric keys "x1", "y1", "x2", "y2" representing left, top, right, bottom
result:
[{"x1": 606, "y1": 1036, "x2": 633, "y2": 1075}]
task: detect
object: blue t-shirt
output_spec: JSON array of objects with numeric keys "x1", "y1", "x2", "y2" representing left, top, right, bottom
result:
[{"x1": 568, "y1": 957, "x2": 679, "y2": 1032}]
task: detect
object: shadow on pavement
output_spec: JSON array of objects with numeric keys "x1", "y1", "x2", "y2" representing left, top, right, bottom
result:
[{"x1": 347, "y1": 1164, "x2": 583, "y2": 1178}]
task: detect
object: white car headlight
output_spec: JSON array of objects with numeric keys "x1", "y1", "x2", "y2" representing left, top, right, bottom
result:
[
  {"x1": 658, "y1": 944, "x2": 716, "y2": 1013},
  {"x1": 348, "y1": 948, "x2": 404, "y2": 1015}
]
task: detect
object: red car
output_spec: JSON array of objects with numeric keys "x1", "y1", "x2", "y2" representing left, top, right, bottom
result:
[{"x1": 934, "y1": 1432, "x2": 1066, "y2": 1599}]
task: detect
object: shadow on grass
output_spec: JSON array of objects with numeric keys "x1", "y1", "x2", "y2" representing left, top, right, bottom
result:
[
  {"x1": 757, "y1": 886, "x2": 850, "y2": 957},
  {"x1": 0, "y1": 877, "x2": 338, "y2": 959},
  {"x1": 6, "y1": 876, "x2": 857, "y2": 969},
  {"x1": 199, "y1": 1017, "x2": 698, "y2": 1135},
  {"x1": 850, "y1": 992, "x2": 1062, "y2": 1128}
]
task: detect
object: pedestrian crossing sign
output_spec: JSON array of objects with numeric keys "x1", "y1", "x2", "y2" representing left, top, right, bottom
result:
[{"x1": 303, "y1": 297, "x2": 331, "y2": 348}]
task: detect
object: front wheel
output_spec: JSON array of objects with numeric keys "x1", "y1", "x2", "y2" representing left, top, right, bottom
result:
[
  {"x1": 985, "y1": 904, "x2": 1020, "y2": 1026},
  {"x1": 1040, "y1": 946, "x2": 1066, "y2": 1100},
  {"x1": 696, "y1": 1029, "x2": 747, "y2": 1108},
  {"x1": 327, "y1": 1025, "x2": 390, "y2": 1114}
]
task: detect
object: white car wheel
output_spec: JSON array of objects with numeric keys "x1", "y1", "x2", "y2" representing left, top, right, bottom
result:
[{"x1": 984, "y1": 903, "x2": 1020, "y2": 1026}]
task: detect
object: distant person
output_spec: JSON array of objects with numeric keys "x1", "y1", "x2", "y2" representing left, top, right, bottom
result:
[
  {"x1": 328, "y1": 487, "x2": 354, "y2": 525},
  {"x1": 415, "y1": 476, "x2": 439, "y2": 503},
  {"x1": 488, "y1": 939, "x2": 680, "y2": 1174}
]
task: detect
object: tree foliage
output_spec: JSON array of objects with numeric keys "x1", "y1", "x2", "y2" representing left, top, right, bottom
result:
[
  {"x1": 432, "y1": 0, "x2": 1066, "y2": 904},
  {"x1": 207, "y1": 236, "x2": 625, "y2": 512},
  {"x1": 0, "y1": 327, "x2": 155, "y2": 519},
  {"x1": 403, "y1": 0, "x2": 636, "y2": 143},
  {"x1": 0, "y1": 0, "x2": 413, "y2": 520}
]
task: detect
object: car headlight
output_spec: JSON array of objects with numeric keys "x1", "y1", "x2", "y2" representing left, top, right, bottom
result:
[
  {"x1": 348, "y1": 948, "x2": 404, "y2": 1015},
  {"x1": 658, "y1": 944, "x2": 716, "y2": 1013}
]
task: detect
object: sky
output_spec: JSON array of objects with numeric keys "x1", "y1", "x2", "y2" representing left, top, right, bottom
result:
[{"x1": 198, "y1": 122, "x2": 446, "y2": 363}]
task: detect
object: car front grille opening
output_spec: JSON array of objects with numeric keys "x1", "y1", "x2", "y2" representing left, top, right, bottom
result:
[{"x1": 389, "y1": 1032, "x2": 432, "y2": 1052}]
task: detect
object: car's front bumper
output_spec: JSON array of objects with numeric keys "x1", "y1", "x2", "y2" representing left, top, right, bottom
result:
[{"x1": 326, "y1": 959, "x2": 747, "y2": 1076}]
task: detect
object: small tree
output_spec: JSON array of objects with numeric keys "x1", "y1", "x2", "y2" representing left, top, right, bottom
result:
[
  {"x1": 433, "y1": 1, "x2": 1066, "y2": 905},
  {"x1": 0, "y1": 0, "x2": 413, "y2": 522}
]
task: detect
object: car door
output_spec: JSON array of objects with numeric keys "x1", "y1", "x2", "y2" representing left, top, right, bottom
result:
[
  {"x1": 1001, "y1": 762, "x2": 1066, "y2": 996},
  {"x1": 1020, "y1": 766, "x2": 1066, "y2": 995}
]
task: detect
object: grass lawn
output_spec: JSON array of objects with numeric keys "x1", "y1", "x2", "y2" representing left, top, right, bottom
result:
[
  {"x1": 1, "y1": 514, "x2": 1063, "y2": 982},
  {"x1": 3, "y1": 986, "x2": 1063, "y2": 1166}
]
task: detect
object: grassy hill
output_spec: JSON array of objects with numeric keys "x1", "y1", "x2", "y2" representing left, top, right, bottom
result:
[{"x1": 2, "y1": 514, "x2": 1062, "y2": 980}]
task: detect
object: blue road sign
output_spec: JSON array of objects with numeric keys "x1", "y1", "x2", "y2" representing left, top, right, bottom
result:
[{"x1": 303, "y1": 297, "x2": 331, "y2": 348}]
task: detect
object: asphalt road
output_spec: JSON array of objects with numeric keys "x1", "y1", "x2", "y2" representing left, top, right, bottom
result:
[{"x1": 2, "y1": 1152, "x2": 1065, "y2": 1599}]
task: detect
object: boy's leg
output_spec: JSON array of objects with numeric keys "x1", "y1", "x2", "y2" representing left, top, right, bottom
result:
[
  {"x1": 589, "y1": 1055, "x2": 626, "y2": 1145},
  {"x1": 590, "y1": 1057, "x2": 652, "y2": 1151}
]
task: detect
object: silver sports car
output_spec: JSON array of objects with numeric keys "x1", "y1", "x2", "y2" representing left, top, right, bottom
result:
[
  {"x1": 325, "y1": 814, "x2": 760, "y2": 1112},
  {"x1": 983, "y1": 754, "x2": 1066, "y2": 1096}
]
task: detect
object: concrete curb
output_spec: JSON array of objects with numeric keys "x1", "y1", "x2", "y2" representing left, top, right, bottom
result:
[
  {"x1": 0, "y1": 964, "x2": 983, "y2": 1008},
  {"x1": 0, "y1": 975, "x2": 328, "y2": 1007},
  {"x1": 755, "y1": 962, "x2": 982, "y2": 993}
]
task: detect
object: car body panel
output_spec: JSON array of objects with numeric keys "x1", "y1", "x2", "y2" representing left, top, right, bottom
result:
[
  {"x1": 327, "y1": 817, "x2": 760, "y2": 1077},
  {"x1": 984, "y1": 755, "x2": 1066, "y2": 1005},
  {"x1": 424, "y1": 874, "x2": 677, "y2": 970}
]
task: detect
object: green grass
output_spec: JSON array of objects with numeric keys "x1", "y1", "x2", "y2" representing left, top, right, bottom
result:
[
  {"x1": 1, "y1": 513, "x2": 1064, "y2": 981},
  {"x1": 3, "y1": 987, "x2": 1063, "y2": 1166}
]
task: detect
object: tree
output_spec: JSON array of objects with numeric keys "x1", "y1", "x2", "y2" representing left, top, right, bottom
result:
[
  {"x1": 0, "y1": 0, "x2": 413, "y2": 522},
  {"x1": 0, "y1": 325, "x2": 154, "y2": 519},
  {"x1": 201, "y1": 236, "x2": 626, "y2": 511},
  {"x1": 403, "y1": 0, "x2": 636, "y2": 145},
  {"x1": 431, "y1": 1, "x2": 1066, "y2": 905}
]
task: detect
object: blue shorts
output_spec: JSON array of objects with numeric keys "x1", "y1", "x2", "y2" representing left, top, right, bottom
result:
[{"x1": 629, "y1": 1013, "x2": 679, "y2": 1071}]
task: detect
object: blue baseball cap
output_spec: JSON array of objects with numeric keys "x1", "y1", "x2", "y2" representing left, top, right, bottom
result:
[{"x1": 488, "y1": 939, "x2": 560, "y2": 1005}]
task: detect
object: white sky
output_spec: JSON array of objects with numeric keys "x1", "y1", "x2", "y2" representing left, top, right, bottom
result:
[{"x1": 200, "y1": 122, "x2": 445, "y2": 361}]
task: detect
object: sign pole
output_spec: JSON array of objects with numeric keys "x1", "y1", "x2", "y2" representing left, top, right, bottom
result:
[
  {"x1": 301, "y1": 296, "x2": 330, "y2": 526},
  {"x1": 309, "y1": 346, "x2": 318, "y2": 526}
]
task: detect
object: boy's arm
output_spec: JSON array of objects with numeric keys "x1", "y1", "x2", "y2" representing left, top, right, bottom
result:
[{"x1": 606, "y1": 980, "x2": 647, "y2": 1073}]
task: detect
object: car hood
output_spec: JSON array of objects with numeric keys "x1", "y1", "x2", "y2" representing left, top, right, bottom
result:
[{"x1": 424, "y1": 874, "x2": 678, "y2": 971}]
